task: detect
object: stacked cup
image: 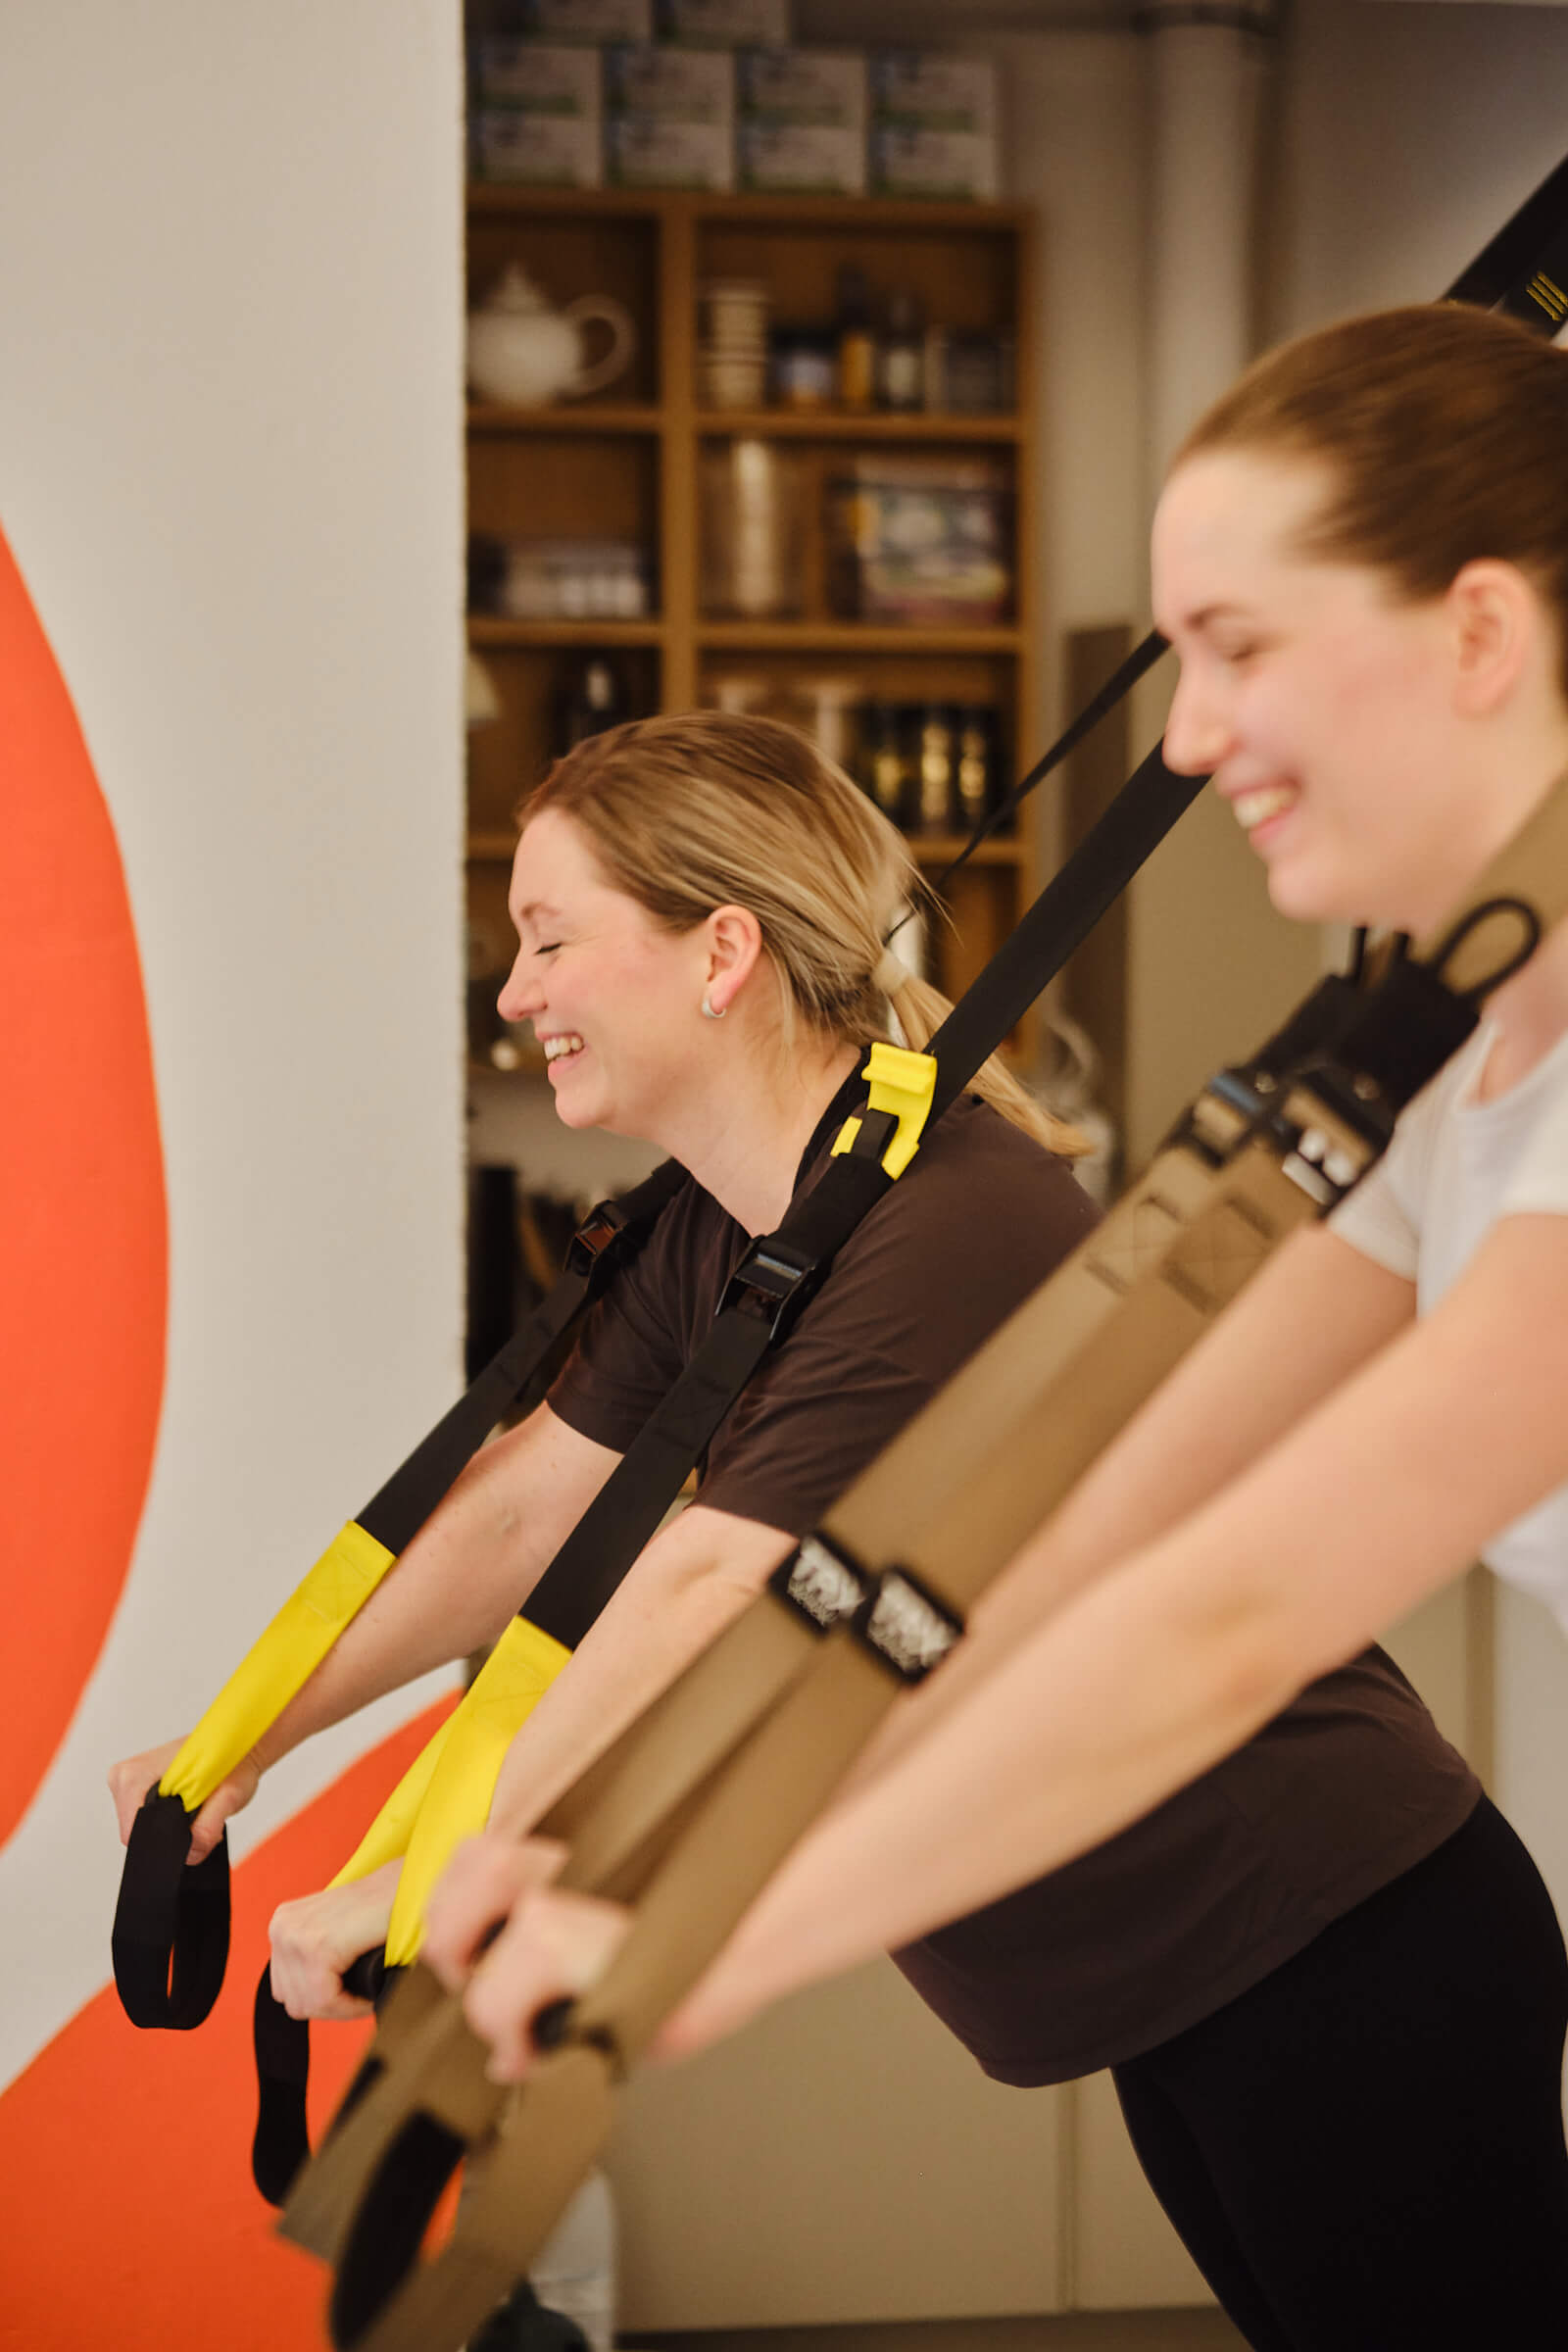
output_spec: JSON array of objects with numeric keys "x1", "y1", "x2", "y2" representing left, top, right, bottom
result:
[{"x1": 700, "y1": 279, "x2": 769, "y2": 410}]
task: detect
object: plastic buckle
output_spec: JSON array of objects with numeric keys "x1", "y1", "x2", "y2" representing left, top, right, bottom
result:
[
  {"x1": 830, "y1": 1042, "x2": 937, "y2": 1180},
  {"x1": 716, "y1": 1237, "x2": 818, "y2": 1338},
  {"x1": 565, "y1": 1198, "x2": 631, "y2": 1281},
  {"x1": 1174, "y1": 1068, "x2": 1268, "y2": 1170}
]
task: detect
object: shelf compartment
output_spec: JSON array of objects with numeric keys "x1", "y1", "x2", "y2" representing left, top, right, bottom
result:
[
  {"x1": 697, "y1": 621, "x2": 1023, "y2": 654},
  {"x1": 467, "y1": 642, "x2": 662, "y2": 840},
  {"x1": 469, "y1": 617, "x2": 666, "y2": 648},
  {"x1": 468, "y1": 402, "x2": 663, "y2": 436},
  {"x1": 694, "y1": 410, "x2": 1021, "y2": 443},
  {"x1": 467, "y1": 208, "x2": 661, "y2": 405}
]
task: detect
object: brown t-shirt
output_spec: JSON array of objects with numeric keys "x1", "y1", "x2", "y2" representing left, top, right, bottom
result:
[{"x1": 549, "y1": 1091, "x2": 1479, "y2": 2084}]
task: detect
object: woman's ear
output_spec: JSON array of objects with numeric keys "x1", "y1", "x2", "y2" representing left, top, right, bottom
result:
[
  {"x1": 702, "y1": 905, "x2": 764, "y2": 1016},
  {"x1": 1447, "y1": 559, "x2": 1536, "y2": 718}
]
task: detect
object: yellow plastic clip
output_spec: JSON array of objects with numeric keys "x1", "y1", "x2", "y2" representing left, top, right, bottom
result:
[{"x1": 830, "y1": 1042, "x2": 937, "y2": 1181}]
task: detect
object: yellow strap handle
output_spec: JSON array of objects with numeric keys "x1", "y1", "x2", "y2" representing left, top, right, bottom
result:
[
  {"x1": 159, "y1": 1520, "x2": 397, "y2": 1812},
  {"x1": 384, "y1": 1615, "x2": 570, "y2": 1965},
  {"x1": 830, "y1": 1042, "x2": 937, "y2": 1180}
]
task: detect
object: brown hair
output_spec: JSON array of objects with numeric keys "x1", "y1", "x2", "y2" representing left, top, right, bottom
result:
[
  {"x1": 1173, "y1": 304, "x2": 1568, "y2": 694},
  {"x1": 520, "y1": 710, "x2": 1084, "y2": 1155}
]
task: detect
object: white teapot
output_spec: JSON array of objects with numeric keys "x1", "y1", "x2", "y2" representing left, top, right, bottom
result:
[{"x1": 466, "y1": 264, "x2": 636, "y2": 407}]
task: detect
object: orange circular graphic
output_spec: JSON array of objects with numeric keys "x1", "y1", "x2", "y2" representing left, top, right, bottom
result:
[{"x1": 0, "y1": 520, "x2": 168, "y2": 1848}]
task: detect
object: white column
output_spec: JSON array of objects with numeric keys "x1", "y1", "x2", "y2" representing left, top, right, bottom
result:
[{"x1": 1139, "y1": 2, "x2": 1278, "y2": 502}]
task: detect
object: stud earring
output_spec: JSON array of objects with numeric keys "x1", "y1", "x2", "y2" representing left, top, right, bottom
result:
[{"x1": 701, "y1": 993, "x2": 726, "y2": 1019}]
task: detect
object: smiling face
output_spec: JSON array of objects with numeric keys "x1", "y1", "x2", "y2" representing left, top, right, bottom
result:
[
  {"x1": 1152, "y1": 450, "x2": 1500, "y2": 934},
  {"x1": 498, "y1": 807, "x2": 712, "y2": 1138}
]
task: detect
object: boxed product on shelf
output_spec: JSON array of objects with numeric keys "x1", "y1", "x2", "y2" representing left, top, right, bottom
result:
[
  {"x1": 870, "y1": 124, "x2": 999, "y2": 203},
  {"x1": 736, "y1": 46, "x2": 866, "y2": 127},
  {"x1": 607, "y1": 113, "x2": 733, "y2": 187},
  {"x1": 511, "y1": 0, "x2": 655, "y2": 37},
  {"x1": 605, "y1": 41, "x2": 734, "y2": 120},
  {"x1": 870, "y1": 50, "x2": 998, "y2": 133},
  {"x1": 737, "y1": 121, "x2": 864, "y2": 195},
  {"x1": 656, "y1": 0, "x2": 791, "y2": 45},
  {"x1": 471, "y1": 107, "x2": 604, "y2": 185},
  {"x1": 825, "y1": 455, "x2": 1011, "y2": 627},
  {"x1": 471, "y1": 38, "x2": 604, "y2": 111},
  {"x1": 467, "y1": 533, "x2": 654, "y2": 620}
]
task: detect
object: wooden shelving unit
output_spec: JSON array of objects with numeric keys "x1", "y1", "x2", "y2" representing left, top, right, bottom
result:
[{"x1": 465, "y1": 184, "x2": 1040, "y2": 1066}]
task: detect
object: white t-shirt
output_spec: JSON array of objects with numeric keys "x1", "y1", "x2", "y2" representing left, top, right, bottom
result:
[{"x1": 1331, "y1": 1019, "x2": 1568, "y2": 1629}]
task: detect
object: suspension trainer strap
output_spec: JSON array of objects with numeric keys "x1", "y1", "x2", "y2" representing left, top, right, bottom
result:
[
  {"x1": 290, "y1": 779, "x2": 1568, "y2": 2352},
  {"x1": 112, "y1": 1156, "x2": 683, "y2": 2032}
]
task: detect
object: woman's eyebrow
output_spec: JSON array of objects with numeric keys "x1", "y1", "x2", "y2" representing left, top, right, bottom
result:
[{"x1": 511, "y1": 897, "x2": 564, "y2": 931}]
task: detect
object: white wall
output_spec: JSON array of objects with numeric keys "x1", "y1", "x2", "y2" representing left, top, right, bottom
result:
[{"x1": 0, "y1": 0, "x2": 466, "y2": 2084}]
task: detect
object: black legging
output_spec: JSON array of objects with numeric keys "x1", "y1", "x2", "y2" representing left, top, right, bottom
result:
[{"x1": 1112, "y1": 1795, "x2": 1568, "y2": 2352}]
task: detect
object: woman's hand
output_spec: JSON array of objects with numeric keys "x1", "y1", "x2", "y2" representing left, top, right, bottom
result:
[
  {"x1": 422, "y1": 1831, "x2": 628, "y2": 2082},
  {"x1": 268, "y1": 1860, "x2": 402, "y2": 2021},
  {"x1": 107, "y1": 1738, "x2": 260, "y2": 1864}
]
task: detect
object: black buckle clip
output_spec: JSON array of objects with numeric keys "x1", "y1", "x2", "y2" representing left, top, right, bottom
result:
[
  {"x1": 717, "y1": 1237, "x2": 818, "y2": 1339},
  {"x1": 1173, "y1": 1067, "x2": 1271, "y2": 1171},
  {"x1": 565, "y1": 1198, "x2": 632, "y2": 1283}
]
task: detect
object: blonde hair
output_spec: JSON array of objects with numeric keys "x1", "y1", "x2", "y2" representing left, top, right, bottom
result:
[
  {"x1": 520, "y1": 710, "x2": 1084, "y2": 1156},
  {"x1": 1173, "y1": 304, "x2": 1568, "y2": 696}
]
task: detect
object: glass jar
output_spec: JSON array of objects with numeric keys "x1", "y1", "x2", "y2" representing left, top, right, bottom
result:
[{"x1": 699, "y1": 439, "x2": 805, "y2": 618}]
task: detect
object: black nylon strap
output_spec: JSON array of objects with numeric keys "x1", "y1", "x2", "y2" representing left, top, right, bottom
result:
[
  {"x1": 525, "y1": 1116, "x2": 899, "y2": 1646},
  {"x1": 253, "y1": 1951, "x2": 398, "y2": 2206},
  {"x1": 1446, "y1": 152, "x2": 1568, "y2": 311},
  {"x1": 111, "y1": 1794, "x2": 230, "y2": 2031}
]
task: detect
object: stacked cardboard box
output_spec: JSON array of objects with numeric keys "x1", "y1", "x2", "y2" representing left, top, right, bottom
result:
[
  {"x1": 605, "y1": 42, "x2": 735, "y2": 187},
  {"x1": 869, "y1": 51, "x2": 999, "y2": 201},
  {"x1": 736, "y1": 48, "x2": 866, "y2": 194},
  {"x1": 470, "y1": 39, "x2": 609, "y2": 186}
]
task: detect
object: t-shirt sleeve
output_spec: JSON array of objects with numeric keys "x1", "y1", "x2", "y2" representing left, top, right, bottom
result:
[
  {"x1": 546, "y1": 1194, "x2": 695, "y2": 1454},
  {"x1": 1327, "y1": 1054, "x2": 1461, "y2": 1284},
  {"x1": 1329, "y1": 1155, "x2": 1420, "y2": 1282},
  {"x1": 1504, "y1": 1068, "x2": 1568, "y2": 1218}
]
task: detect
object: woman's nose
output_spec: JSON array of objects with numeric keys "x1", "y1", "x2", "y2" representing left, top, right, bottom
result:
[
  {"x1": 1162, "y1": 667, "x2": 1233, "y2": 777},
  {"x1": 497, "y1": 952, "x2": 541, "y2": 1024}
]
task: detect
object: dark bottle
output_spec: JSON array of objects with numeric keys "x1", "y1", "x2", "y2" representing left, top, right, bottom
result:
[
  {"x1": 860, "y1": 700, "x2": 911, "y2": 826},
  {"x1": 955, "y1": 705, "x2": 997, "y2": 831},
  {"x1": 835, "y1": 263, "x2": 875, "y2": 411},
  {"x1": 552, "y1": 654, "x2": 628, "y2": 756},
  {"x1": 876, "y1": 290, "x2": 926, "y2": 412},
  {"x1": 914, "y1": 704, "x2": 956, "y2": 834}
]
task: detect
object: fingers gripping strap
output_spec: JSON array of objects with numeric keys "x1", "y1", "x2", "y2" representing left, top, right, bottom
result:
[
  {"x1": 160, "y1": 1520, "x2": 397, "y2": 1811},
  {"x1": 383, "y1": 1617, "x2": 569, "y2": 1965}
]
